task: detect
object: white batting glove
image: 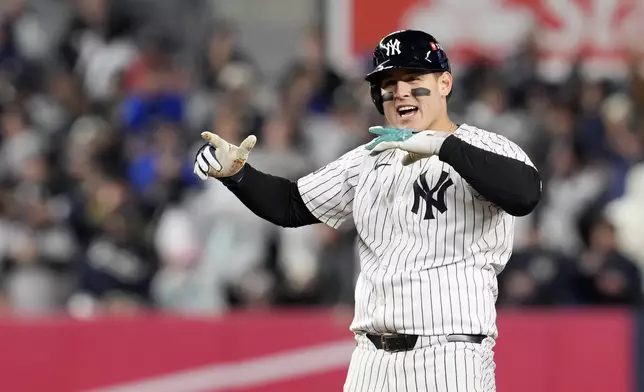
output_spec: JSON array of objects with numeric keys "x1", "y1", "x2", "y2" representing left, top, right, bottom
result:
[
  {"x1": 367, "y1": 127, "x2": 451, "y2": 166},
  {"x1": 193, "y1": 131, "x2": 257, "y2": 180}
]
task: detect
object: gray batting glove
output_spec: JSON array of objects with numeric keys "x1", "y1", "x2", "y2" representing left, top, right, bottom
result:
[{"x1": 369, "y1": 129, "x2": 452, "y2": 166}]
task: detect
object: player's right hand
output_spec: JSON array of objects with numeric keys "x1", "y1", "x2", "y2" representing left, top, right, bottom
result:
[{"x1": 193, "y1": 132, "x2": 257, "y2": 180}]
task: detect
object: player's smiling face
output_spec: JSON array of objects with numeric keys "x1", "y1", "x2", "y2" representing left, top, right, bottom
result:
[{"x1": 379, "y1": 69, "x2": 452, "y2": 130}]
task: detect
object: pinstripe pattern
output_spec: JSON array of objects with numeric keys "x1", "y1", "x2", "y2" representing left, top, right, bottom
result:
[
  {"x1": 298, "y1": 124, "x2": 528, "y2": 391},
  {"x1": 344, "y1": 335, "x2": 496, "y2": 392}
]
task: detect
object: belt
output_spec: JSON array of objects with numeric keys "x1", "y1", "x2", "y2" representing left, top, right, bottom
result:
[{"x1": 366, "y1": 333, "x2": 486, "y2": 353}]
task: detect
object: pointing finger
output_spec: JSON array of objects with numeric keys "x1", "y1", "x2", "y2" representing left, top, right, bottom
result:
[{"x1": 201, "y1": 132, "x2": 228, "y2": 151}]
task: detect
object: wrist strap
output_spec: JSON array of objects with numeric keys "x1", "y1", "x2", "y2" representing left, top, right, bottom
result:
[{"x1": 218, "y1": 166, "x2": 246, "y2": 187}]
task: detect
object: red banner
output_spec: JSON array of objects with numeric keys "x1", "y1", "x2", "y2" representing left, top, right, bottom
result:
[
  {"x1": 326, "y1": 0, "x2": 644, "y2": 80},
  {"x1": 0, "y1": 309, "x2": 633, "y2": 392}
]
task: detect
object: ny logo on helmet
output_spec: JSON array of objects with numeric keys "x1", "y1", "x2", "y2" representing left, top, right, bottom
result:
[{"x1": 380, "y1": 39, "x2": 401, "y2": 56}]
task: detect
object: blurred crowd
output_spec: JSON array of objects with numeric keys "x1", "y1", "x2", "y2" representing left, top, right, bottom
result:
[{"x1": 0, "y1": 0, "x2": 643, "y2": 318}]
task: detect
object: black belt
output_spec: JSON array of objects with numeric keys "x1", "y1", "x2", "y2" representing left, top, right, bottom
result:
[{"x1": 366, "y1": 333, "x2": 486, "y2": 353}]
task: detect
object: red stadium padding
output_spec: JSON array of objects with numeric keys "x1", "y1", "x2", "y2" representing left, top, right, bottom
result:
[
  {"x1": 495, "y1": 309, "x2": 633, "y2": 392},
  {"x1": 0, "y1": 309, "x2": 633, "y2": 392}
]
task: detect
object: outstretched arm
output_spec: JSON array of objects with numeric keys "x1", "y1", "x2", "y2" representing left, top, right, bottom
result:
[
  {"x1": 194, "y1": 132, "x2": 319, "y2": 228},
  {"x1": 194, "y1": 132, "x2": 364, "y2": 228},
  {"x1": 219, "y1": 164, "x2": 320, "y2": 228}
]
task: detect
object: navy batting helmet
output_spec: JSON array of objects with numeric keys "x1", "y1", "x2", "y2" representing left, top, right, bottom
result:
[{"x1": 365, "y1": 30, "x2": 451, "y2": 115}]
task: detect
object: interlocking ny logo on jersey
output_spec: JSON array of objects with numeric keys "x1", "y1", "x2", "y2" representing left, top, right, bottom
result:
[
  {"x1": 411, "y1": 170, "x2": 453, "y2": 220},
  {"x1": 381, "y1": 39, "x2": 401, "y2": 56}
]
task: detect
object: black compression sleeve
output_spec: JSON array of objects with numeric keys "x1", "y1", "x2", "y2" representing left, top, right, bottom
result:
[
  {"x1": 218, "y1": 164, "x2": 320, "y2": 228},
  {"x1": 438, "y1": 135, "x2": 541, "y2": 217}
]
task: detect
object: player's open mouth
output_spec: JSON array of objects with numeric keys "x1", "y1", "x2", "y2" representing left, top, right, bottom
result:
[{"x1": 397, "y1": 105, "x2": 418, "y2": 118}]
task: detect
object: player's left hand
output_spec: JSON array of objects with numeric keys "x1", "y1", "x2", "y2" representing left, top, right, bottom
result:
[{"x1": 365, "y1": 126, "x2": 451, "y2": 166}]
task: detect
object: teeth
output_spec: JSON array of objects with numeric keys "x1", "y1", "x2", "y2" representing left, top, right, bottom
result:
[{"x1": 397, "y1": 105, "x2": 418, "y2": 118}]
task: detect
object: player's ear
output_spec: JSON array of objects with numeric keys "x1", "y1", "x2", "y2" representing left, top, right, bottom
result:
[{"x1": 437, "y1": 72, "x2": 453, "y2": 98}]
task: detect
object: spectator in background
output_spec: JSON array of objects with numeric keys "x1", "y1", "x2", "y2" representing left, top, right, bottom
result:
[
  {"x1": 464, "y1": 80, "x2": 531, "y2": 148},
  {"x1": 149, "y1": 179, "x2": 204, "y2": 314},
  {"x1": 127, "y1": 121, "x2": 198, "y2": 211},
  {"x1": 576, "y1": 80, "x2": 608, "y2": 160},
  {"x1": 573, "y1": 216, "x2": 643, "y2": 305},
  {"x1": 2, "y1": 0, "x2": 48, "y2": 63},
  {"x1": 57, "y1": 0, "x2": 138, "y2": 104},
  {"x1": 250, "y1": 115, "x2": 311, "y2": 178},
  {"x1": 605, "y1": 163, "x2": 644, "y2": 283},
  {"x1": 213, "y1": 61, "x2": 264, "y2": 140},
  {"x1": 187, "y1": 21, "x2": 261, "y2": 137},
  {"x1": 24, "y1": 69, "x2": 89, "y2": 137},
  {"x1": 278, "y1": 64, "x2": 316, "y2": 127},
  {"x1": 0, "y1": 152, "x2": 78, "y2": 315},
  {"x1": 72, "y1": 180, "x2": 158, "y2": 314},
  {"x1": 497, "y1": 245, "x2": 580, "y2": 307},
  {"x1": 599, "y1": 93, "x2": 643, "y2": 201},
  {"x1": 63, "y1": 115, "x2": 126, "y2": 182},
  {"x1": 303, "y1": 83, "x2": 369, "y2": 168},
  {"x1": 501, "y1": 30, "x2": 540, "y2": 108},
  {"x1": 281, "y1": 26, "x2": 344, "y2": 115},
  {"x1": 157, "y1": 169, "x2": 276, "y2": 312},
  {"x1": 199, "y1": 20, "x2": 256, "y2": 94},
  {"x1": 0, "y1": 104, "x2": 41, "y2": 181},
  {"x1": 453, "y1": 58, "x2": 498, "y2": 109},
  {"x1": 58, "y1": 0, "x2": 114, "y2": 71},
  {"x1": 0, "y1": 13, "x2": 22, "y2": 78},
  {"x1": 119, "y1": 28, "x2": 186, "y2": 133},
  {"x1": 537, "y1": 138, "x2": 608, "y2": 256}
]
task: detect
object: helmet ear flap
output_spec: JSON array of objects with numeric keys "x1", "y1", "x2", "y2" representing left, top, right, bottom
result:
[{"x1": 370, "y1": 83, "x2": 384, "y2": 115}]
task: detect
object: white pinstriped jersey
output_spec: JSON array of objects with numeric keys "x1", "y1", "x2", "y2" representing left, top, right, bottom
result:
[{"x1": 297, "y1": 124, "x2": 536, "y2": 338}]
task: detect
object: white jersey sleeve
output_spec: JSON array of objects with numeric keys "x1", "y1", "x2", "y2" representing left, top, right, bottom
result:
[
  {"x1": 454, "y1": 125, "x2": 537, "y2": 168},
  {"x1": 297, "y1": 146, "x2": 366, "y2": 229}
]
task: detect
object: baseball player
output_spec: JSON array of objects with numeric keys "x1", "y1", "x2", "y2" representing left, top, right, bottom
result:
[{"x1": 194, "y1": 29, "x2": 541, "y2": 391}]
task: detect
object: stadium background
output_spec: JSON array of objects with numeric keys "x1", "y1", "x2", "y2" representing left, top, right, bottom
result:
[{"x1": 0, "y1": 0, "x2": 643, "y2": 390}]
